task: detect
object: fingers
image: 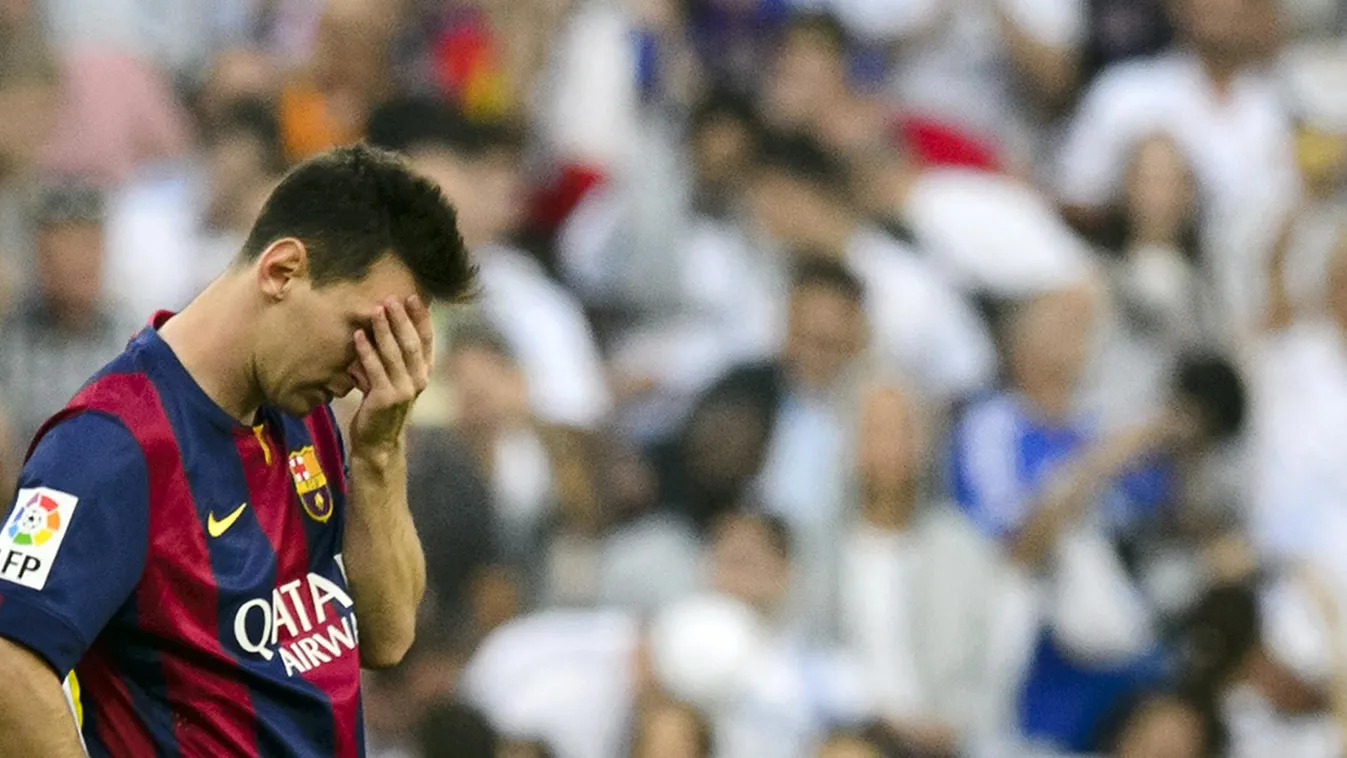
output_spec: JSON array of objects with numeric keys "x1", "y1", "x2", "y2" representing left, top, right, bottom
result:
[
  {"x1": 353, "y1": 330, "x2": 388, "y2": 392},
  {"x1": 406, "y1": 294, "x2": 436, "y2": 375},
  {"x1": 348, "y1": 360, "x2": 370, "y2": 395},
  {"x1": 370, "y1": 305, "x2": 416, "y2": 396},
  {"x1": 387, "y1": 298, "x2": 431, "y2": 392}
]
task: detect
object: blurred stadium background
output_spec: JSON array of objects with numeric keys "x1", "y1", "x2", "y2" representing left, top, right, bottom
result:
[{"x1": 3, "y1": 0, "x2": 1347, "y2": 756}]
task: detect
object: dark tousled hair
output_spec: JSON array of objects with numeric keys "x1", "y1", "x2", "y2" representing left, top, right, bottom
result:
[
  {"x1": 791, "y1": 254, "x2": 865, "y2": 305},
  {"x1": 239, "y1": 143, "x2": 477, "y2": 303}
]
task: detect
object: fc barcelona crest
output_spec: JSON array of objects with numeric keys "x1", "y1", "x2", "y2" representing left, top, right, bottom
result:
[{"x1": 288, "y1": 445, "x2": 333, "y2": 523}]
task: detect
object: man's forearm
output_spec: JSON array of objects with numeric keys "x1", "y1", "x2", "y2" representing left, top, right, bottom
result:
[
  {"x1": 0, "y1": 639, "x2": 85, "y2": 757},
  {"x1": 343, "y1": 443, "x2": 427, "y2": 669}
]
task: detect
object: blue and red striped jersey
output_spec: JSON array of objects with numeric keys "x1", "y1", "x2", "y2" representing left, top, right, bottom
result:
[{"x1": 0, "y1": 312, "x2": 365, "y2": 757}]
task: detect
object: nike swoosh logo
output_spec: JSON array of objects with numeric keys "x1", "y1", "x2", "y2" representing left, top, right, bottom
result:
[{"x1": 207, "y1": 503, "x2": 248, "y2": 538}]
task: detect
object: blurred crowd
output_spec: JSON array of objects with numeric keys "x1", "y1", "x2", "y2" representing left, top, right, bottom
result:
[{"x1": 3, "y1": 0, "x2": 1347, "y2": 756}]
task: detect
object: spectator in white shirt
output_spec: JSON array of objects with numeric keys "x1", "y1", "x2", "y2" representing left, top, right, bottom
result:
[
  {"x1": 848, "y1": 0, "x2": 1085, "y2": 172},
  {"x1": 368, "y1": 98, "x2": 613, "y2": 429},
  {"x1": 747, "y1": 130, "x2": 996, "y2": 402},
  {"x1": 842, "y1": 383, "x2": 1028, "y2": 756},
  {"x1": 106, "y1": 97, "x2": 286, "y2": 323},
  {"x1": 1056, "y1": 0, "x2": 1297, "y2": 321},
  {"x1": 1251, "y1": 204, "x2": 1347, "y2": 561},
  {"x1": 851, "y1": 141, "x2": 1095, "y2": 299},
  {"x1": 702, "y1": 511, "x2": 875, "y2": 758},
  {"x1": 1256, "y1": 44, "x2": 1347, "y2": 329}
]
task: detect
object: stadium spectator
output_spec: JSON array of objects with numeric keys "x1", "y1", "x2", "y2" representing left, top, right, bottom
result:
[
  {"x1": 0, "y1": 24, "x2": 61, "y2": 301},
  {"x1": 0, "y1": 182, "x2": 131, "y2": 448},
  {"x1": 710, "y1": 257, "x2": 869, "y2": 634},
  {"x1": 368, "y1": 97, "x2": 613, "y2": 428},
  {"x1": 702, "y1": 511, "x2": 873, "y2": 758},
  {"x1": 1176, "y1": 577, "x2": 1346, "y2": 757},
  {"x1": 850, "y1": 140, "x2": 1094, "y2": 299},
  {"x1": 105, "y1": 96, "x2": 287, "y2": 322},
  {"x1": 1057, "y1": 0, "x2": 1296, "y2": 315},
  {"x1": 279, "y1": 0, "x2": 399, "y2": 161},
  {"x1": 1255, "y1": 43, "x2": 1347, "y2": 330},
  {"x1": 949, "y1": 285, "x2": 1193, "y2": 751},
  {"x1": 747, "y1": 131, "x2": 996, "y2": 401},
  {"x1": 864, "y1": 0, "x2": 1086, "y2": 172},
  {"x1": 1251, "y1": 211, "x2": 1347, "y2": 562},
  {"x1": 1079, "y1": 134, "x2": 1219, "y2": 433},
  {"x1": 405, "y1": 335, "x2": 502, "y2": 634},
  {"x1": 841, "y1": 382, "x2": 1031, "y2": 755}
]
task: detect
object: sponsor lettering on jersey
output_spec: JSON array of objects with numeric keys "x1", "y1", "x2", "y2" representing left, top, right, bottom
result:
[{"x1": 233, "y1": 571, "x2": 360, "y2": 677}]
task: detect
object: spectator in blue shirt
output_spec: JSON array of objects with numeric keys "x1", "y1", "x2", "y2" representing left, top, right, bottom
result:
[{"x1": 948, "y1": 285, "x2": 1246, "y2": 752}]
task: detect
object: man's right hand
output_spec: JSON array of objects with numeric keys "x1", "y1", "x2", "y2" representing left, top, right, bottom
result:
[{"x1": 0, "y1": 637, "x2": 86, "y2": 757}]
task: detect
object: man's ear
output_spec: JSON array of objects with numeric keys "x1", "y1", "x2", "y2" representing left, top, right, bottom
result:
[{"x1": 256, "y1": 238, "x2": 309, "y2": 301}]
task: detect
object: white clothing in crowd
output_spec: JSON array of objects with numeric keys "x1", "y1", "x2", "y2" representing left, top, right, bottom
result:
[{"x1": 475, "y1": 243, "x2": 613, "y2": 429}]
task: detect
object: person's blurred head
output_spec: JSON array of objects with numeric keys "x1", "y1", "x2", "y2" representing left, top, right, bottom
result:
[
  {"x1": 236, "y1": 144, "x2": 476, "y2": 418},
  {"x1": 814, "y1": 731, "x2": 883, "y2": 758},
  {"x1": 204, "y1": 98, "x2": 285, "y2": 228},
  {"x1": 710, "y1": 511, "x2": 793, "y2": 615},
  {"x1": 749, "y1": 131, "x2": 852, "y2": 249},
  {"x1": 631, "y1": 698, "x2": 713, "y2": 758},
  {"x1": 1171, "y1": 353, "x2": 1247, "y2": 447},
  {"x1": 857, "y1": 383, "x2": 927, "y2": 523},
  {"x1": 313, "y1": 0, "x2": 401, "y2": 95},
  {"x1": 0, "y1": 32, "x2": 60, "y2": 178},
  {"x1": 1105, "y1": 693, "x2": 1222, "y2": 758},
  {"x1": 1172, "y1": 0, "x2": 1279, "y2": 67},
  {"x1": 784, "y1": 256, "x2": 867, "y2": 391},
  {"x1": 1006, "y1": 284, "x2": 1099, "y2": 421},
  {"x1": 1178, "y1": 581, "x2": 1260, "y2": 696},
  {"x1": 198, "y1": 48, "x2": 278, "y2": 127},
  {"x1": 367, "y1": 97, "x2": 526, "y2": 248},
  {"x1": 34, "y1": 181, "x2": 105, "y2": 326},
  {"x1": 688, "y1": 85, "x2": 763, "y2": 211},
  {"x1": 681, "y1": 394, "x2": 772, "y2": 508},
  {"x1": 763, "y1": 11, "x2": 850, "y2": 131},
  {"x1": 447, "y1": 324, "x2": 530, "y2": 435},
  {"x1": 416, "y1": 699, "x2": 498, "y2": 758}
]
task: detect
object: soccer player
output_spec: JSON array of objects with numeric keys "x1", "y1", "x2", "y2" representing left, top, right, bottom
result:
[{"x1": 0, "y1": 144, "x2": 476, "y2": 756}]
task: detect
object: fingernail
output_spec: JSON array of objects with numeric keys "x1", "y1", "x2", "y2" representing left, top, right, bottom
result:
[{"x1": 409, "y1": 294, "x2": 423, "y2": 309}]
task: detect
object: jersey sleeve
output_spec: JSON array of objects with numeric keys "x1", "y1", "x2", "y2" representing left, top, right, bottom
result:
[{"x1": 0, "y1": 412, "x2": 150, "y2": 676}]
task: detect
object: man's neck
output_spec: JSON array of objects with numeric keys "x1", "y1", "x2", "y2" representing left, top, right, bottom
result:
[
  {"x1": 862, "y1": 489, "x2": 916, "y2": 532},
  {"x1": 1197, "y1": 51, "x2": 1248, "y2": 98},
  {"x1": 805, "y1": 209, "x2": 860, "y2": 257},
  {"x1": 156, "y1": 276, "x2": 263, "y2": 425}
]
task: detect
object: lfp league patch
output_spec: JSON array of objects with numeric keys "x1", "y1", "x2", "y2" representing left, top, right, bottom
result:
[{"x1": 0, "y1": 487, "x2": 80, "y2": 591}]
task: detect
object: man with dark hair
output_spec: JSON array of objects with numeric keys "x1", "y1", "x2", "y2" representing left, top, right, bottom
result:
[
  {"x1": 0, "y1": 181, "x2": 131, "y2": 446},
  {"x1": 366, "y1": 98, "x2": 612, "y2": 430},
  {"x1": 0, "y1": 143, "x2": 475, "y2": 756}
]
